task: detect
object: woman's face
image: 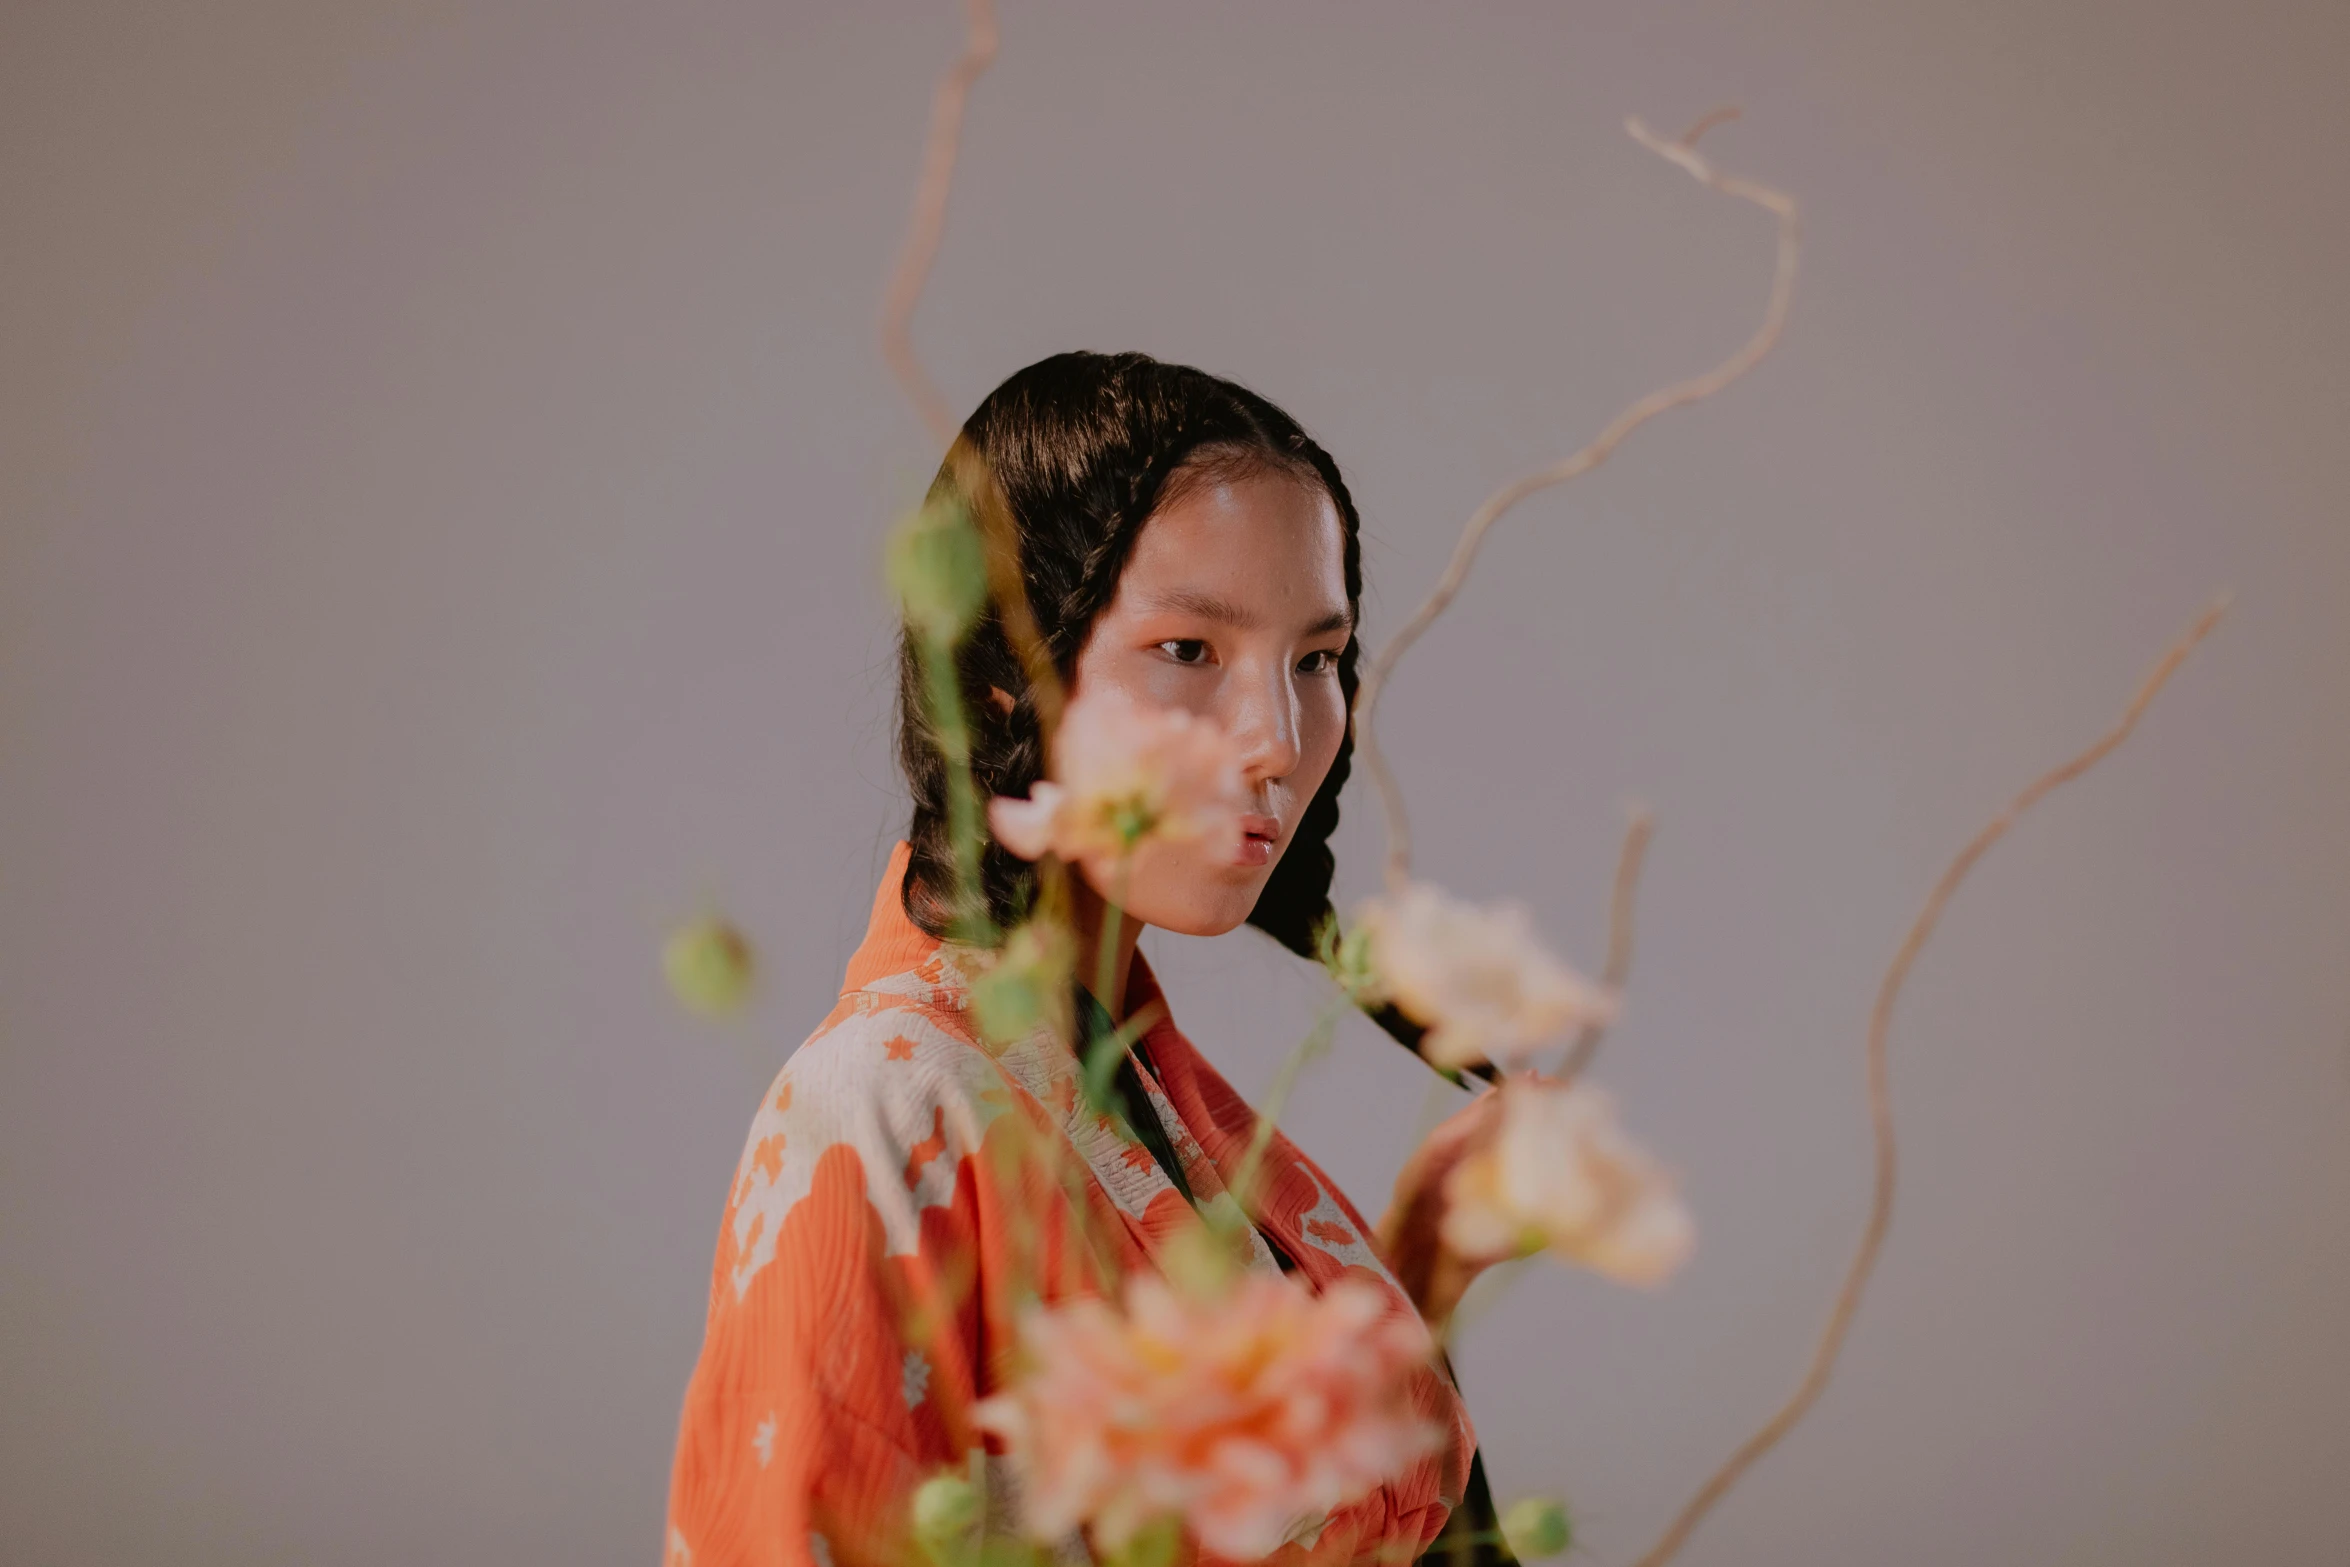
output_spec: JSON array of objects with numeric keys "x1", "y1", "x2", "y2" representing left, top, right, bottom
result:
[{"x1": 1066, "y1": 463, "x2": 1353, "y2": 937}]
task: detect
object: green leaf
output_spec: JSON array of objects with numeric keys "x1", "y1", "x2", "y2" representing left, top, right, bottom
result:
[{"x1": 1106, "y1": 1515, "x2": 1181, "y2": 1567}]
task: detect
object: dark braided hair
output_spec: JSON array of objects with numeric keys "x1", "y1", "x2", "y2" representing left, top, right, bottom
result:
[{"x1": 896, "y1": 350, "x2": 1430, "y2": 1055}]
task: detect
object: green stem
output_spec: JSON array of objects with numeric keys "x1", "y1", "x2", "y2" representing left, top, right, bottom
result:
[
  {"x1": 1222, "y1": 996, "x2": 1347, "y2": 1228},
  {"x1": 919, "y1": 630, "x2": 992, "y2": 942},
  {"x1": 1081, "y1": 1004, "x2": 1162, "y2": 1117},
  {"x1": 1093, "y1": 852, "x2": 1130, "y2": 1017},
  {"x1": 1077, "y1": 851, "x2": 1133, "y2": 1111},
  {"x1": 1439, "y1": 1254, "x2": 1533, "y2": 1355},
  {"x1": 1094, "y1": 897, "x2": 1122, "y2": 1025}
]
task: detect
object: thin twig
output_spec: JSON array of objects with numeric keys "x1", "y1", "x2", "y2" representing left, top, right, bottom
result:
[
  {"x1": 880, "y1": 0, "x2": 999, "y2": 448},
  {"x1": 1440, "y1": 1253, "x2": 1533, "y2": 1350},
  {"x1": 1560, "y1": 806, "x2": 1656, "y2": 1082},
  {"x1": 1626, "y1": 594, "x2": 2229, "y2": 1567},
  {"x1": 883, "y1": 0, "x2": 1068, "y2": 752},
  {"x1": 1226, "y1": 998, "x2": 1348, "y2": 1221},
  {"x1": 1355, "y1": 107, "x2": 1800, "y2": 892},
  {"x1": 880, "y1": 3, "x2": 1074, "y2": 791}
]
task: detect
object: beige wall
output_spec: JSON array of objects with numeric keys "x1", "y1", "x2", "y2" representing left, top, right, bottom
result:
[{"x1": 4, "y1": 2, "x2": 2345, "y2": 1562}]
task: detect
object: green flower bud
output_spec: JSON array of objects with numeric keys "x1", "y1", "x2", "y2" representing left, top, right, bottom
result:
[
  {"x1": 911, "y1": 1473, "x2": 982, "y2": 1567},
  {"x1": 1315, "y1": 914, "x2": 1383, "y2": 1008},
  {"x1": 888, "y1": 497, "x2": 990, "y2": 646},
  {"x1": 1500, "y1": 1496, "x2": 1573, "y2": 1559},
  {"x1": 662, "y1": 916, "x2": 755, "y2": 1019}
]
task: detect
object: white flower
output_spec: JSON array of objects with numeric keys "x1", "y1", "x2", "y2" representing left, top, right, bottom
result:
[
  {"x1": 1442, "y1": 1079, "x2": 1693, "y2": 1288},
  {"x1": 988, "y1": 689, "x2": 1249, "y2": 863},
  {"x1": 1355, "y1": 882, "x2": 1616, "y2": 1069}
]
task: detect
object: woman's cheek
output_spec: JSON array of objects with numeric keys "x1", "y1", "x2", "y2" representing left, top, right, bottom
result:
[
  {"x1": 1105, "y1": 836, "x2": 1258, "y2": 938},
  {"x1": 1297, "y1": 683, "x2": 1348, "y2": 792}
]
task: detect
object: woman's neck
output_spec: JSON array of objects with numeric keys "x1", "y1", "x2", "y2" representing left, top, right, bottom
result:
[{"x1": 1066, "y1": 876, "x2": 1143, "y2": 1022}]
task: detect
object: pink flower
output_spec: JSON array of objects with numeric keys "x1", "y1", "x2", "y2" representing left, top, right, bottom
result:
[
  {"x1": 1442, "y1": 1079, "x2": 1693, "y2": 1288},
  {"x1": 972, "y1": 1272, "x2": 1440, "y2": 1559},
  {"x1": 987, "y1": 690, "x2": 1250, "y2": 865},
  {"x1": 1355, "y1": 882, "x2": 1618, "y2": 1070}
]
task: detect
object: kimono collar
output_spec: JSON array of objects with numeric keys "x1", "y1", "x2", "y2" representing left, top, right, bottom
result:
[
  {"x1": 842, "y1": 840, "x2": 1183, "y2": 1036},
  {"x1": 841, "y1": 841, "x2": 944, "y2": 994}
]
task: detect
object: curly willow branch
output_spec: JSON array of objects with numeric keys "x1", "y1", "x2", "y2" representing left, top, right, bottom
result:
[
  {"x1": 880, "y1": 0, "x2": 999, "y2": 448},
  {"x1": 1354, "y1": 108, "x2": 1799, "y2": 893},
  {"x1": 883, "y1": 6, "x2": 1071, "y2": 745},
  {"x1": 1560, "y1": 805, "x2": 1655, "y2": 1083},
  {"x1": 1627, "y1": 594, "x2": 2229, "y2": 1567}
]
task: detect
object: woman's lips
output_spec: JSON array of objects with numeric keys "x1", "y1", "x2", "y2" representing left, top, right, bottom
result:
[{"x1": 1234, "y1": 813, "x2": 1281, "y2": 868}]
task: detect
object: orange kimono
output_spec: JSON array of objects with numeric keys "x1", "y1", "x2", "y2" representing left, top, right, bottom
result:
[{"x1": 665, "y1": 844, "x2": 1479, "y2": 1567}]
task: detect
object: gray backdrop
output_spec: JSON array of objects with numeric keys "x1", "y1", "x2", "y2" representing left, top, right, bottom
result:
[{"x1": 4, "y1": 3, "x2": 2345, "y2": 1563}]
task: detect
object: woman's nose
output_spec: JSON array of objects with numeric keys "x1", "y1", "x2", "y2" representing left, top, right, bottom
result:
[{"x1": 1226, "y1": 665, "x2": 1303, "y2": 785}]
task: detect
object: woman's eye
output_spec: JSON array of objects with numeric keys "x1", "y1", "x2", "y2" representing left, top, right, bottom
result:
[
  {"x1": 1298, "y1": 649, "x2": 1339, "y2": 674},
  {"x1": 1158, "y1": 639, "x2": 1211, "y2": 665}
]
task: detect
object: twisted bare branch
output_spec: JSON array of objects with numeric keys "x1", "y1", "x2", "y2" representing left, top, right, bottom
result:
[
  {"x1": 880, "y1": 0, "x2": 999, "y2": 447},
  {"x1": 1354, "y1": 108, "x2": 1799, "y2": 892},
  {"x1": 1627, "y1": 594, "x2": 2229, "y2": 1567},
  {"x1": 1560, "y1": 805, "x2": 1655, "y2": 1082}
]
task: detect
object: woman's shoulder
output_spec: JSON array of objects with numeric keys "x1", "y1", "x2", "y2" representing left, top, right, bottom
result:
[
  {"x1": 715, "y1": 979, "x2": 1018, "y2": 1297},
  {"x1": 775, "y1": 974, "x2": 1003, "y2": 1125}
]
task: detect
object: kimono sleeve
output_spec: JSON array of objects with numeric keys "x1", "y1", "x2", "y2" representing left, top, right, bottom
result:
[{"x1": 664, "y1": 1007, "x2": 1003, "y2": 1567}]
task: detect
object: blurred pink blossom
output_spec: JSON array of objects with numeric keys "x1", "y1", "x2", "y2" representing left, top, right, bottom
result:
[
  {"x1": 972, "y1": 1272, "x2": 1439, "y2": 1559},
  {"x1": 1356, "y1": 882, "x2": 1617, "y2": 1070},
  {"x1": 1443, "y1": 1079, "x2": 1693, "y2": 1288},
  {"x1": 988, "y1": 690, "x2": 1249, "y2": 863}
]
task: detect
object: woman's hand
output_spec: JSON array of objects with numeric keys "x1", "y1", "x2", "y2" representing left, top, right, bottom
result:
[{"x1": 1375, "y1": 1083, "x2": 1516, "y2": 1333}]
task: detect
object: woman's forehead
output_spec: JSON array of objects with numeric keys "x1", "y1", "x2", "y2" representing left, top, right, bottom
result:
[{"x1": 1113, "y1": 471, "x2": 1350, "y2": 627}]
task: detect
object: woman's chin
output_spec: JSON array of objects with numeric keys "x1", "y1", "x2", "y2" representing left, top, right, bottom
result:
[
  {"x1": 1142, "y1": 904, "x2": 1254, "y2": 939},
  {"x1": 1082, "y1": 843, "x2": 1274, "y2": 938},
  {"x1": 1124, "y1": 871, "x2": 1273, "y2": 940}
]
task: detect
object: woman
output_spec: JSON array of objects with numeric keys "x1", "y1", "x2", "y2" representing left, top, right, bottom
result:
[{"x1": 666, "y1": 352, "x2": 1511, "y2": 1567}]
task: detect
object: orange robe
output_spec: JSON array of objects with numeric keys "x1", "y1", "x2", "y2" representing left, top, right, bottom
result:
[{"x1": 665, "y1": 843, "x2": 1477, "y2": 1567}]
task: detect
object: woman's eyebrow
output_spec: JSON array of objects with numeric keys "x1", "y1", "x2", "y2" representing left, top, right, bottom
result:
[{"x1": 1139, "y1": 588, "x2": 1355, "y2": 637}]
